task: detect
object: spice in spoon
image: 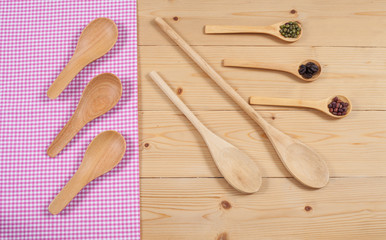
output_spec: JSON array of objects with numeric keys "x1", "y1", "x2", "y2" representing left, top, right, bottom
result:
[
  {"x1": 298, "y1": 62, "x2": 319, "y2": 79},
  {"x1": 328, "y1": 97, "x2": 349, "y2": 116},
  {"x1": 279, "y1": 21, "x2": 301, "y2": 38}
]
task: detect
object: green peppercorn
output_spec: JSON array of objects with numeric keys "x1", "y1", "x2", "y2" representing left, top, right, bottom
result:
[{"x1": 279, "y1": 21, "x2": 301, "y2": 38}]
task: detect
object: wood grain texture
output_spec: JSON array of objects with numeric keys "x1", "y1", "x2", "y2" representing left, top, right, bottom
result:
[
  {"x1": 149, "y1": 71, "x2": 262, "y2": 193},
  {"x1": 47, "y1": 73, "x2": 122, "y2": 157},
  {"x1": 49, "y1": 131, "x2": 126, "y2": 215},
  {"x1": 249, "y1": 95, "x2": 352, "y2": 118},
  {"x1": 223, "y1": 58, "x2": 322, "y2": 81},
  {"x1": 155, "y1": 17, "x2": 329, "y2": 188},
  {"x1": 140, "y1": 111, "x2": 386, "y2": 178},
  {"x1": 138, "y1": 0, "x2": 386, "y2": 46},
  {"x1": 138, "y1": 46, "x2": 386, "y2": 111},
  {"x1": 205, "y1": 20, "x2": 303, "y2": 43},
  {"x1": 138, "y1": 0, "x2": 386, "y2": 238},
  {"x1": 47, "y1": 18, "x2": 118, "y2": 99},
  {"x1": 141, "y1": 178, "x2": 386, "y2": 239}
]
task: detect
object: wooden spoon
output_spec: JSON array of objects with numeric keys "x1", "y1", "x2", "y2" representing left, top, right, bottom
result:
[
  {"x1": 205, "y1": 21, "x2": 302, "y2": 42},
  {"x1": 250, "y1": 95, "x2": 352, "y2": 118},
  {"x1": 223, "y1": 59, "x2": 321, "y2": 82},
  {"x1": 47, "y1": 18, "x2": 118, "y2": 99},
  {"x1": 48, "y1": 130, "x2": 126, "y2": 215},
  {"x1": 47, "y1": 73, "x2": 122, "y2": 158},
  {"x1": 155, "y1": 17, "x2": 329, "y2": 188},
  {"x1": 149, "y1": 71, "x2": 262, "y2": 193}
]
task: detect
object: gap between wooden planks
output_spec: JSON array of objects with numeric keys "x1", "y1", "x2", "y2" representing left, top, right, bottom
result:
[
  {"x1": 138, "y1": 46, "x2": 386, "y2": 111},
  {"x1": 138, "y1": 0, "x2": 386, "y2": 47},
  {"x1": 139, "y1": 110, "x2": 386, "y2": 178},
  {"x1": 138, "y1": 0, "x2": 386, "y2": 238},
  {"x1": 141, "y1": 177, "x2": 386, "y2": 240}
]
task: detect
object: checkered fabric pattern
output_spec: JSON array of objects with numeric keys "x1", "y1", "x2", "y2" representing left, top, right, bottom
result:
[{"x1": 0, "y1": 1, "x2": 140, "y2": 239}]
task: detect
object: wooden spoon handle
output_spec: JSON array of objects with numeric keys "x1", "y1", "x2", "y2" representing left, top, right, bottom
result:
[
  {"x1": 48, "y1": 170, "x2": 88, "y2": 215},
  {"x1": 223, "y1": 59, "x2": 293, "y2": 72},
  {"x1": 155, "y1": 17, "x2": 329, "y2": 188},
  {"x1": 47, "y1": 115, "x2": 84, "y2": 158},
  {"x1": 250, "y1": 96, "x2": 317, "y2": 109},
  {"x1": 155, "y1": 18, "x2": 266, "y2": 125},
  {"x1": 47, "y1": 55, "x2": 85, "y2": 99},
  {"x1": 149, "y1": 71, "x2": 207, "y2": 134},
  {"x1": 205, "y1": 25, "x2": 268, "y2": 34}
]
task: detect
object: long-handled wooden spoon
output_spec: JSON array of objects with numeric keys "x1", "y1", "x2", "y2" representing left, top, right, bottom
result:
[
  {"x1": 149, "y1": 71, "x2": 262, "y2": 193},
  {"x1": 47, "y1": 18, "x2": 118, "y2": 99},
  {"x1": 48, "y1": 130, "x2": 126, "y2": 215},
  {"x1": 250, "y1": 95, "x2": 352, "y2": 118},
  {"x1": 223, "y1": 59, "x2": 322, "y2": 82},
  {"x1": 47, "y1": 73, "x2": 122, "y2": 158},
  {"x1": 205, "y1": 21, "x2": 302, "y2": 42},
  {"x1": 155, "y1": 17, "x2": 329, "y2": 188}
]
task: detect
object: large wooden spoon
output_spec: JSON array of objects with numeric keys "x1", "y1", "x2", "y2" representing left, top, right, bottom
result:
[
  {"x1": 250, "y1": 95, "x2": 352, "y2": 118},
  {"x1": 47, "y1": 73, "x2": 122, "y2": 158},
  {"x1": 223, "y1": 59, "x2": 322, "y2": 82},
  {"x1": 48, "y1": 130, "x2": 126, "y2": 215},
  {"x1": 205, "y1": 21, "x2": 302, "y2": 42},
  {"x1": 47, "y1": 18, "x2": 118, "y2": 99},
  {"x1": 149, "y1": 71, "x2": 262, "y2": 193},
  {"x1": 155, "y1": 17, "x2": 329, "y2": 188}
]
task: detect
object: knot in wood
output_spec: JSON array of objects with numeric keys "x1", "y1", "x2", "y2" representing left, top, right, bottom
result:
[
  {"x1": 217, "y1": 232, "x2": 228, "y2": 240},
  {"x1": 221, "y1": 200, "x2": 231, "y2": 209}
]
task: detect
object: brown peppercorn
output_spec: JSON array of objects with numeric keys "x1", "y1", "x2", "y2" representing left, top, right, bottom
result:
[{"x1": 328, "y1": 96, "x2": 349, "y2": 116}]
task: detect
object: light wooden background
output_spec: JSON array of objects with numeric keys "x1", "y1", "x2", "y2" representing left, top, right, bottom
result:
[{"x1": 137, "y1": 0, "x2": 386, "y2": 239}]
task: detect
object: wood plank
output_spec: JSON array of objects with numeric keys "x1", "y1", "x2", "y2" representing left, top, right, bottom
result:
[
  {"x1": 138, "y1": 0, "x2": 386, "y2": 47},
  {"x1": 138, "y1": 0, "x2": 386, "y2": 238},
  {"x1": 141, "y1": 177, "x2": 386, "y2": 239},
  {"x1": 140, "y1": 111, "x2": 386, "y2": 177},
  {"x1": 138, "y1": 46, "x2": 386, "y2": 111}
]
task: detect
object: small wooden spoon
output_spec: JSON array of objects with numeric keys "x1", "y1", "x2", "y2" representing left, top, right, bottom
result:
[
  {"x1": 205, "y1": 21, "x2": 302, "y2": 42},
  {"x1": 149, "y1": 71, "x2": 262, "y2": 194},
  {"x1": 47, "y1": 18, "x2": 118, "y2": 99},
  {"x1": 48, "y1": 130, "x2": 126, "y2": 215},
  {"x1": 250, "y1": 95, "x2": 352, "y2": 118},
  {"x1": 223, "y1": 59, "x2": 321, "y2": 82},
  {"x1": 47, "y1": 73, "x2": 122, "y2": 158},
  {"x1": 155, "y1": 17, "x2": 329, "y2": 188}
]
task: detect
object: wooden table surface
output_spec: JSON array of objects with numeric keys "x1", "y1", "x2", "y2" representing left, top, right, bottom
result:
[{"x1": 138, "y1": 0, "x2": 386, "y2": 239}]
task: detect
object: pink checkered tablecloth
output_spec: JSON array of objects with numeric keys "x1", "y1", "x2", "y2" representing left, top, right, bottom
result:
[{"x1": 0, "y1": 1, "x2": 140, "y2": 239}]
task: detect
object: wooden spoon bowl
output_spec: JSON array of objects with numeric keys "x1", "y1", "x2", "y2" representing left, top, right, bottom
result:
[
  {"x1": 296, "y1": 59, "x2": 322, "y2": 81},
  {"x1": 47, "y1": 73, "x2": 122, "y2": 158},
  {"x1": 76, "y1": 73, "x2": 122, "y2": 120},
  {"x1": 270, "y1": 20, "x2": 303, "y2": 42},
  {"x1": 321, "y1": 95, "x2": 352, "y2": 118},
  {"x1": 205, "y1": 20, "x2": 302, "y2": 43},
  {"x1": 48, "y1": 130, "x2": 126, "y2": 215},
  {"x1": 156, "y1": 17, "x2": 329, "y2": 188},
  {"x1": 150, "y1": 71, "x2": 262, "y2": 193},
  {"x1": 47, "y1": 18, "x2": 118, "y2": 99}
]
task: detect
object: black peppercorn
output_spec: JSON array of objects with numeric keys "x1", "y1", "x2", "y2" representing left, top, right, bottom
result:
[{"x1": 298, "y1": 62, "x2": 319, "y2": 79}]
